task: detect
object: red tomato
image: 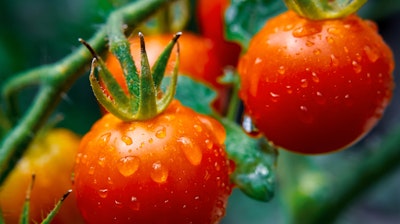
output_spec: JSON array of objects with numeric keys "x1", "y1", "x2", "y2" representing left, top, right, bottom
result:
[
  {"x1": 0, "y1": 129, "x2": 84, "y2": 224},
  {"x1": 238, "y1": 11, "x2": 394, "y2": 154},
  {"x1": 105, "y1": 32, "x2": 229, "y2": 113},
  {"x1": 197, "y1": 0, "x2": 241, "y2": 67},
  {"x1": 74, "y1": 100, "x2": 233, "y2": 223}
]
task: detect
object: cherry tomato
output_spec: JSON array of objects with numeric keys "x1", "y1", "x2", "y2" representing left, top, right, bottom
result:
[
  {"x1": 105, "y1": 32, "x2": 229, "y2": 113},
  {"x1": 197, "y1": 0, "x2": 241, "y2": 67},
  {"x1": 74, "y1": 100, "x2": 233, "y2": 224},
  {"x1": 238, "y1": 11, "x2": 394, "y2": 154},
  {"x1": 0, "y1": 129, "x2": 84, "y2": 224}
]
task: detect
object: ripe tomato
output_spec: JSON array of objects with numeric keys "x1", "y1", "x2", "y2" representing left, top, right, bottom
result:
[
  {"x1": 197, "y1": 0, "x2": 241, "y2": 67},
  {"x1": 0, "y1": 129, "x2": 84, "y2": 224},
  {"x1": 238, "y1": 11, "x2": 394, "y2": 154},
  {"x1": 74, "y1": 100, "x2": 233, "y2": 223},
  {"x1": 105, "y1": 32, "x2": 229, "y2": 113}
]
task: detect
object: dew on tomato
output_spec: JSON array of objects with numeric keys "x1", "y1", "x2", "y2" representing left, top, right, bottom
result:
[
  {"x1": 74, "y1": 100, "x2": 232, "y2": 223},
  {"x1": 238, "y1": 11, "x2": 395, "y2": 154}
]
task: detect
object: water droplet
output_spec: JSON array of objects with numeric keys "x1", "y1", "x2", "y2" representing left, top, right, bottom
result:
[
  {"x1": 98, "y1": 156, "x2": 106, "y2": 167},
  {"x1": 148, "y1": 138, "x2": 154, "y2": 143},
  {"x1": 283, "y1": 24, "x2": 294, "y2": 31},
  {"x1": 129, "y1": 196, "x2": 140, "y2": 211},
  {"x1": 286, "y1": 85, "x2": 293, "y2": 94},
  {"x1": 81, "y1": 154, "x2": 88, "y2": 164},
  {"x1": 155, "y1": 126, "x2": 167, "y2": 139},
  {"x1": 326, "y1": 36, "x2": 334, "y2": 44},
  {"x1": 330, "y1": 54, "x2": 339, "y2": 67},
  {"x1": 315, "y1": 91, "x2": 327, "y2": 105},
  {"x1": 241, "y1": 114, "x2": 261, "y2": 137},
  {"x1": 255, "y1": 57, "x2": 262, "y2": 64},
  {"x1": 107, "y1": 176, "x2": 114, "y2": 185},
  {"x1": 292, "y1": 24, "x2": 322, "y2": 37},
  {"x1": 313, "y1": 49, "x2": 321, "y2": 55},
  {"x1": 121, "y1": 135, "x2": 133, "y2": 145},
  {"x1": 114, "y1": 200, "x2": 123, "y2": 208},
  {"x1": 300, "y1": 79, "x2": 308, "y2": 88},
  {"x1": 311, "y1": 72, "x2": 320, "y2": 83},
  {"x1": 178, "y1": 137, "x2": 202, "y2": 166},
  {"x1": 327, "y1": 27, "x2": 339, "y2": 35},
  {"x1": 277, "y1": 66, "x2": 285, "y2": 75},
  {"x1": 299, "y1": 105, "x2": 314, "y2": 124},
  {"x1": 151, "y1": 161, "x2": 168, "y2": 183},
  {"x1": 355, "y1": 53, "x2": 362, "y2": 62},
  {"x1": 117, "y1": 156, "x2": 140, "y2": 177},
  {"x1": 193, "y1": 124, "x2": 202, "y2": 133},
  {"x1": 363, "y1": 45, "x2": 379, "y2": 63},
  {"x1": 75, "y1": 153, "x2": 82, "y2": 164},
  {"x1": 214, "y1": 161, "x2": 221, "y2": 171},
  {"x1": 99, "y1": 132, "x2": 111, "y2": 146},
  {"x1": 306, "y1": 40, "x2": 314, "y2": 47},
  {"x1": 205, "y1": 139, "x2": 213, "y2": 150},
  {"x1": 98, "y1": 189, "x2": 108, "y2": 198},
  {"x1": 269, "y1": 92, "x2": 280, "y2": 102},
  {"x1": 352, "y1": 61, "x2": 362, "y2": 73},
  {"x1": 88, "y1": 166, "x2": 95, "y2": 175},
  {"x1": 344, "y1": 46, "x2": 349, "y2": 53}
]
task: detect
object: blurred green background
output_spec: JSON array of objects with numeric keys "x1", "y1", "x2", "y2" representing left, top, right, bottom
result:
[{"x1": 0, "y1": 0, "x2": 399, "y2": 223}]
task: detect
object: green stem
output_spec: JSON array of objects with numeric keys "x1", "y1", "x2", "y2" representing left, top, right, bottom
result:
[
  {"x1": 0, "y1": 0, "x2": 171, "y2": 186},
  {"x1": 284, "y1": 0, "x2": 367, "y2": 20},
  {"x1": 41, "y1": 190, "x2": 72, "y2": 224},
  {"x1": 226, "y1": 74, "x2": 241, "y2": 121}
]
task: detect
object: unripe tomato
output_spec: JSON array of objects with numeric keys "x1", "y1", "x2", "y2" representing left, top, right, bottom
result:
[
  {"x1": 0, "y1": 129, "x2": 84, "y2": 224},
  {"x1": 74, "y1": 100, "x2": 233, "y2": 223},
  {"x1": 238, "y1": 11, "x2": 394, "y2": 154}
]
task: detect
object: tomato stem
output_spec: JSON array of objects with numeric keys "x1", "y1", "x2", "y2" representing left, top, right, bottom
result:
[
  {"x1": 283, "y1": 0, "x2": 367, "y2": 20},
  {"x1": 225, "y1": 69, "x2": 242, "y2": 122},
  {"x1": 90, "y1": 28, "x2": 181, "y2": 121}
]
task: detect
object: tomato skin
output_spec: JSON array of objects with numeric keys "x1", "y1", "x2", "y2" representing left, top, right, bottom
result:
[
  {"x1": 197, "y1": 0, "x2": 241, "y2": 67},
  {"x1": 105, "y1": 32, "x2": 229, "y2": 113},
  {"x1": 0, "y1": 129, "x2": 84, "y2": 224},
  {"x1": 238, "y1": 11, "x2": 394, "y2": 154},
  {"x1": 74, "y1": 100, "x2": 232, "y2": 224}
]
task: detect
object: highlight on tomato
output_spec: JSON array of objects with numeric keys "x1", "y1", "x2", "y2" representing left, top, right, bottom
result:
[{"x1": 238, "y1": 10, "x2": 395, "y2": 154}]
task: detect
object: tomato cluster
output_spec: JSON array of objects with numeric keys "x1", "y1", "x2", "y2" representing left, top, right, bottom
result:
[{"x1": 0, "y1": 0, "x2": 397, "y2": 223}]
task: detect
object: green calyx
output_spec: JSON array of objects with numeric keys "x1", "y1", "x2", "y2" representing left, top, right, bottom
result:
[
  {"x1": 284, "y1": 0, "x2": 367, "y2": 20},
  {"x1": 86, "y1": 32, "x2": 181, "y2": 121}
]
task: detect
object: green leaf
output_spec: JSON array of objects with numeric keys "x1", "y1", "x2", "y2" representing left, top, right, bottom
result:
[
  {"x1": 221, "y1": 118, "x2": 278, "y2": 202},
  {"x1": 225, "y1": 0, "x2": 287, "y2": 49},
  {"x1": 173, "y1": 75, "x2": 217, "y2": 115}
]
